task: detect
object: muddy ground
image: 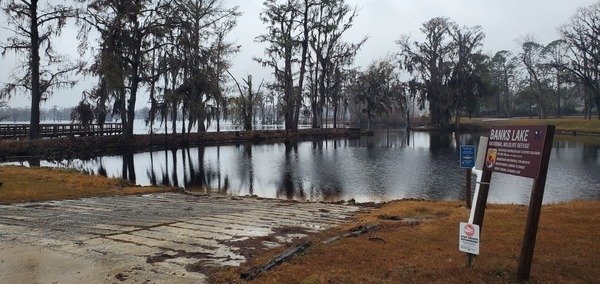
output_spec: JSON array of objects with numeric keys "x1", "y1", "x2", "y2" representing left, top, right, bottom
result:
[{"x1": 0, "y1": 192, "x2": 361, "y2": 283}]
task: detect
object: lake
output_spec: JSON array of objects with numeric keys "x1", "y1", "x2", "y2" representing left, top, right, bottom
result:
[{"x1": 7, "y1": 127, "x2": 600, "y2": 204}]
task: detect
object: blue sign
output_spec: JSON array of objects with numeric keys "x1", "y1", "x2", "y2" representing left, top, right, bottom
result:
[{"x1": 460, "y1": 145, "x2": 476, "y2": 169}]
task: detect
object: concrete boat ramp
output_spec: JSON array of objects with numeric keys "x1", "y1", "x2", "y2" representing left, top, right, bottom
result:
[{"x1": 0, "y1": 192, "x2": 361, "y2": 283}]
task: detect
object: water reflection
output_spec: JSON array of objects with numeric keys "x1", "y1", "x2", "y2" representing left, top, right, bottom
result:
[
  {"x1": 17, "y1": 127, "x2": 600, "y2": 204},
  {"x1": 122, "y1": 152, "x2": 136, "y2": 183},
  {"x1": 279, "y1": 142, "x2": 301, "y2": 200}
]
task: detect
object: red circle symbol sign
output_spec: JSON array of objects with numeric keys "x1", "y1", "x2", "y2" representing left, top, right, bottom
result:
[{"x1": 464, "y1": 224, "x2": 475, "y2": 238}]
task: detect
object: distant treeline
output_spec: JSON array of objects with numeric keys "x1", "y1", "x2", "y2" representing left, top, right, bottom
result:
[{"x1": 0, "y1": 106, "x2": 150, "y2": 123}]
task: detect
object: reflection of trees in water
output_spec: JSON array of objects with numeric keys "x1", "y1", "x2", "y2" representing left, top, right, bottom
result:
[
  {"x1": 147, "y1": 150, "x2": 172, "y2": 187},
  {"x1": 185, "y1": 147, "x2": 206, "y2": 188},
  {"x1": 122, "y1": 152, "x2": 136, "y2": 183},
  {"x1": 147, "y1": 151, "x2": 157, "y2": 185},
  {"x1": 277, "y1": 142, "x2": 306, "y2": 200},
  {"x1": 428, "y1": 132, "x2": 453, "y2": 153},
  {"x1": 217, "y1": 147, "x2": 222, "y2": 190},
  {"x1": 11, "y1": 129, "x2": 598, "y2": 203},
  {"x1": 27, "y1": 158, "x2": 41, "y2": 167},
  {"x1": 346, "y1": 128, "x2": 413, "y2": 148},
  {"x1": 205, "y1": 147, "x2": 229, "y2": 195},
  {"x1": 579, "y1": 143, "x2": 600, "y2": 199},
  {"x1": 97, "y1": 162, "x2": 107, "y2": 177},
  {"x1": 312, "y1": 140, "x2": 323, "y2": 151},
  {"x1": 309, "y1": 140, "x2": 344, "y2": 201},
  {"x1": 161, "y1": 150, "x2": 170, "y2": 186},
  {"x1": 548, "y1": 138, "x2": 599, "y2": 165},
  {"x1": 170, "y1": 150, "x2": 179, "y2": 187},
  {"x1": 144, "y1": 149, "x2": 183, "y2": 188},
  {"x1": 237, "y1": 144, "x2": 254, "y2": 195},
  {"x1": 213, "y1": 147, "x2": 230, "y2": 195},
  {"x1": 582, "y1": 143, "x2": 599, "y2": 164},
  {"x1": 423, "y1": 132, "x2": 463, "y2": 200},
  {"x1": 454, "y1": 132, "x2": 480, "y2": 151},
  {"x1": 311, "y1": 184, "x2": 343, "y2": 202},
  {"x1": 58, "y1": 157, "x2": 106, "y2": 177},
  {"x1": 175, "y1": 146, "x2": 229, "y2": 194}
]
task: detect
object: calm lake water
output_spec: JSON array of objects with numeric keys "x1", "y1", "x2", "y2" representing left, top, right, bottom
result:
[{"x1": 8, "y1": 127, "x2": 600, "y2": 204}]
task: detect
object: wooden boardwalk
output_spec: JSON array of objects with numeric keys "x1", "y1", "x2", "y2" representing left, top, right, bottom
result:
[{"x1": 0, "y1": 123, "x2": 123, "y2": 139}]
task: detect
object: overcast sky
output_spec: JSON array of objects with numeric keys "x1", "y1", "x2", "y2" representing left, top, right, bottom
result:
[{"x1": 1, "y1": 0, "x2": 598, "y2": 109}]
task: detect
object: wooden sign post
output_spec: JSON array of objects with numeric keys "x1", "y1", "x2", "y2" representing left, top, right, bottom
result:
[
  {"x1": 517, "y1": 126, "x2": 555, "y2": 280},
  {"x1": 483, "y1": 125, "x2": 555, "y2": 281}
]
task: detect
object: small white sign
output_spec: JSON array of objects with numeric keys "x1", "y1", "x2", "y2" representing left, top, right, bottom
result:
[{"x1": 459, "y1": 222, "x2": 480, "y2": 255}]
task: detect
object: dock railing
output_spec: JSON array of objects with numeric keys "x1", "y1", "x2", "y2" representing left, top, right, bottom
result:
[{"x1": 0, "y1": 123, "x2": 123, "y2": 139}]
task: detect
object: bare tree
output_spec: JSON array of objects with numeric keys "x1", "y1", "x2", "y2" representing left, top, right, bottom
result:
[
  {"x1": 168, "y1": 0, "x2": 240, "y2": 134},
  {"x1": 256, "y1": 0, "x2": 312, "y2": 134},
  {"x1": 350, "y1": 59, "x2": 402, "y2": 131},
  {"x1": 448, "y1": 24, "x2": 487, "y2": 128},
  {"x1": 228, "y1": 73, "x2": 264, "y2": 131},
  {"x1": 543, "y1": 39, "x2": 570, "y2": 117},
  {"x1": 79, "y1": 0, "x2": 174, "y2": 142},
  {"x1": 308, "y1": 0, "x2": 365, "y2": 129},
  {"x1": 70, "y1": 99, "x2": 94, "y2": 131},
  {"x1": 489, "y1": 50, "x2": 519, "y2": 117},
  {"x1": 560, "y1": 2, "x2": 600, "y2": 119},
  {"x1": 207, "y1": 18, "x2": 241, "y2": 132},
  {"x1": 519, "y1": 38, "x2": 549, "y2": 119},
  {"x1": 1, "y1": 0, "x2": 82, "y2": 139},
  {"x1": 398, "y1": 17, "x2": 486, "y2": 128}
]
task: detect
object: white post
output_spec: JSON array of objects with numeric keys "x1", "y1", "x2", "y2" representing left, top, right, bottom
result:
[{"x1": 468, "y1": 136, "x2": 488, "y2": 224}]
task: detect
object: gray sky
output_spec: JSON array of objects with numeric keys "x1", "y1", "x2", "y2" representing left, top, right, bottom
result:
[{"x1": 1, "y1": 0, "x2": 597, "y2": 109}]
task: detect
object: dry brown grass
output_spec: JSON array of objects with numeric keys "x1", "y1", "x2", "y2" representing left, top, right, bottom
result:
[
  {"x1": 212, "y1": 200, "x2": 600, "y2": 283},
  {"x1": 1, "y1": 166, "x2": 598, "y2": 283},
  {"x1": 0, "y1": 166, "x2": 172, "y2": 204}
]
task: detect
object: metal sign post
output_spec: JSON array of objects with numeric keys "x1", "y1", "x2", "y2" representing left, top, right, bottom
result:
[
  {"x1": 465, "y1": 169, "x2": 472, "y2": 209},
  {"x1": 460, "y1": 139, "x2": 490, "y2": 266},
  {"x1": 460, "y1": 145, "x2": 476, "y2": 208}
]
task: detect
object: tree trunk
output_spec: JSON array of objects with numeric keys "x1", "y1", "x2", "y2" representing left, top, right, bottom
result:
[
  {"x1": 595, "y1": 93, "x2": 600, "y2": 119},
  {"x1": 317, "y1": 59, "x2": 328, "y2": 129},
  {"x1": 171, "y1": 104, "x2": 177, "y2": 137},
  {"x1": 181, "y1": 105, "x2": 186, "y2": 143},
  {"x1": 406, "y1": 108, "x2": 411, "y2": 129},
  {"x1": 530, "y1": 72, "x2": 547, "y2": 119},
  {"x1": 124, "y1": 51, "x2": 141, "y2": 142},
  {"x1": 333, "y1": 100, "x2": 338, "y2": 129},
  {"x1": 293, "y1": 0, "x2": 311, "y2": 132},
  {"x1": 216, "y1": 99, "x2": 221, "y2": 132},
  {"x1": 119, "y1": 89, "x2": 128, "y2": 139},
  {"x1": 29, "y1": 1, "x2": 41, "y2": 140},
  {"x1": 126, "y1": 91, "x2": 137, "y2": 142},
  {"x1": 311, "y1": 64, "x2": 319, "y2": 128},
  {"x1": 556, "y1": 73, "x2": 562, "y2": 118},
  {"x1": 123, "y1": 23, "x2": 143, "y2": 142}
]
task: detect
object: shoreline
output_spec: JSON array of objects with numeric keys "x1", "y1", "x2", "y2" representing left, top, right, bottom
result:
[
  {"x1": 2, "y1": 117, "x2": 599, "y2": 161},
  {"x1": 1, "y1": 193, "x2": 598, "y2": 283},
  {"x1": 0, "y1": 128, "x2": 361, "y2": 161}
]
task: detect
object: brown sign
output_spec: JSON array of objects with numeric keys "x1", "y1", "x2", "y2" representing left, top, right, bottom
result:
[{"x1": 485, "y1": 125, "x2": 550, "y2": 179}]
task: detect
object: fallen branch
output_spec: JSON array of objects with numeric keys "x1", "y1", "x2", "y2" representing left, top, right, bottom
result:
[
  {"x1": 241, "y1": 242, "x2": 312, "y2": 281},
  {"x1": 322, "y1": 223, "x2": 378, "y2": 244}
]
